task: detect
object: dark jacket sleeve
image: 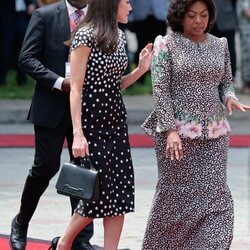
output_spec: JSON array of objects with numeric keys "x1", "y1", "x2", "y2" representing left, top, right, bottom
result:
[{"x1": 19, "y1": 9, "x2": 61, "y2": 90}]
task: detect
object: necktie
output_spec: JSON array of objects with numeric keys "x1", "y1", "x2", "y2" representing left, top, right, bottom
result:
[
  {"x1": 68, "y1": 10, "x2": 84, "y2": 62},
  {"x1": 74, "y1": 9, "x2": 84, "y2": 27}
]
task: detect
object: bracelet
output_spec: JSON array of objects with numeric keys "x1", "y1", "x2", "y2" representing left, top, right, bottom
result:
[
  {"x1": 225, "y1": 94, "x2": 239, "y2": 103},
  {"x1": 73, "y1": 127, "x2": 82, "y2": 135}
]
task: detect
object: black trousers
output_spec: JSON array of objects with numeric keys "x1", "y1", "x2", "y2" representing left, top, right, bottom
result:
[{"x1": 17, "y1": 115, "x2": 93, "y2": 243}]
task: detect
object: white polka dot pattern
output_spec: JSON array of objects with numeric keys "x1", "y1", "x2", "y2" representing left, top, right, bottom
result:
[{"x1": 72, "y1": 27, "x2": 134, "y2": 218}]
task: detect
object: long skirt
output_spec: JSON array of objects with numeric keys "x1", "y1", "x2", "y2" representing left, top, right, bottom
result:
[{"x1": 142, "y1": 134, "x2": 234, "y2": 250}]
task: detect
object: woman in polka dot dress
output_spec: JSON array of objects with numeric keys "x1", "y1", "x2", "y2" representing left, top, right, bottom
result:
[
  {"x1": 141, "y1": 0, "x2": 250, "y2": 249},
  {"x1": 56, "y1": 0, "x2": 153, "y2": 249}
]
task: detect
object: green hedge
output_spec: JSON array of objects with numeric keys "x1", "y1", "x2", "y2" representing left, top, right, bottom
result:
[{"x1": 0, "y1": 70, "x2": 152, "y2": 99}]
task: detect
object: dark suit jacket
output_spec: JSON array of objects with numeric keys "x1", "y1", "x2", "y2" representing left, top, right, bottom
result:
[
  {"x1": 19, "y1": 0, "x2": 72, "y2": 128},
  {"x1": 214, "y1": 0, "x2": 238, "y2": 32}
]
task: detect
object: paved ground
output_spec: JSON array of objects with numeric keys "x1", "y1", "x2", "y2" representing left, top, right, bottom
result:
[{"x1": 0, "y1": 147, "x2": 250, "y2": 249}]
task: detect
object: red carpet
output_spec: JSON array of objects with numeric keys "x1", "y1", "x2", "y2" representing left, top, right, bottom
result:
[
  {"x1": 0, "y1": 234, "x2": 50, "y2": 249},
  {"x1": 0, "y1": 134, "x2": 250, "y2": 148},
  {"x1": 1, "y1": 234, "x2": 250, "y2": 250}
]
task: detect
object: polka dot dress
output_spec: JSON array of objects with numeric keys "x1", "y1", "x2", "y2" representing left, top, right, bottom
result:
[{"x1": 71, "y1": 27, "x2": 134, "y2": 218}]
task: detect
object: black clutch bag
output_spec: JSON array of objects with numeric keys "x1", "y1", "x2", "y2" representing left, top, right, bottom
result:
[{"x1": 55, "y1": 157, "x2": 100, "y2": 202}]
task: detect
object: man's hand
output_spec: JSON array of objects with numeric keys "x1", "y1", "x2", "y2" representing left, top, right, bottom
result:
[{"x1": 61, "y1": 78, "x2": 71, "y2": 93}]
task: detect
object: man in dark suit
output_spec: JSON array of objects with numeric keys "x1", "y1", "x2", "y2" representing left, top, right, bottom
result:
[
  {"x1": 9, "y1": 1, "x2": 94, "y2": 250},
  {"x1": 0, "y1": 0, "x2": 35, "y2": 86}
]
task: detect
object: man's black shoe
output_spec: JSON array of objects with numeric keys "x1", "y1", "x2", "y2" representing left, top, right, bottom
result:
[
  {"x1": 72, "y1": 241, "x2": 96, "y2": 250},
  {"x1": 9, "y1": 216, "x2": 28, "y2": 250}
]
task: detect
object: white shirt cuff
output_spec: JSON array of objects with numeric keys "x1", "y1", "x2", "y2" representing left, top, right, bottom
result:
[{"x1": 53, "y1": 77, "x2": 64, "y2": 91}]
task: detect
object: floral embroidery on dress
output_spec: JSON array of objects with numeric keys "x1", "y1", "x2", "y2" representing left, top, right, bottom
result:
[
  {"x1": 174, "y1": 111, "x2": 231, "y2": 139},
  {"x1": 151, "y1": 35, "x2": 171, "y2": 83},
  {"x1": 174, "y1": 112, "x2": 202, "y2": 139},
  {"x1": 207, "y1": 114, "x2": 231, "y2": 139},
  {"x1": 153, "y1": 36, "x2": 168, "y2": 56},
  {"x1": 151, "y1": 52, "x2": 171, "y2": 82}
]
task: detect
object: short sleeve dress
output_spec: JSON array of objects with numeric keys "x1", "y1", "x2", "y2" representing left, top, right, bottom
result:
[{"x1": 71, "y1": 27, "x2": 135, "y2": 218}]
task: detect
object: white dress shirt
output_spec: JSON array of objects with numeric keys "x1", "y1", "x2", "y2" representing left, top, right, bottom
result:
[{"x1": 54, "y1": 1, "x2": 88, "y2": 90}]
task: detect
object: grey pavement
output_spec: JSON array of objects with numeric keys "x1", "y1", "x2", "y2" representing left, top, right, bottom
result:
[{"x1": 0, "y1": 147, "x2": 250, "y2": 249}]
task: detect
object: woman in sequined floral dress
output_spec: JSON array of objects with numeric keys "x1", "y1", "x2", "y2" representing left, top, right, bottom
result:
[{"x1": 141, "y1": 0, "x2": 250, "y2": 249}]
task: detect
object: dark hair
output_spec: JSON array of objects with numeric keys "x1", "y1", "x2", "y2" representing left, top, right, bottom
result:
[
  {"x1": 167, "y1": 0, "x2": 216, "y2": 33},
  {"x1": 68, "y1": 0, "x2": 120, "y2": 53}
]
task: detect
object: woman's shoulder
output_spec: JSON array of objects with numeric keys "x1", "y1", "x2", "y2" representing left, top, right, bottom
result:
[
  {"x1": 72, "y1": 26, "x2": 94, "y2": 49},
  {"x1": 153, "y1": 35, "x2": 166, "y2": 50},
  {"x1": 76, "y1": 26, "x2": 94, "y2": 37},
  {"x1": 154, "y1": 32, "x2": 175, "y2": 44},
  {"x1": 153, "y1": 33, "x2": 175, "y2": 53},
  {"x1": 208, "y1": 33, "x2": 228, "y2": 46}
]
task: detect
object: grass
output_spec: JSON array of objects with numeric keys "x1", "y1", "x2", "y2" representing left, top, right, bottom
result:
[
  {"x1": 0, "y1": 70, "x2": 34, "y2": 99},
  {"x1": 0, "y1": 69, "x2": 152, "y2": 99},
  {"x1": 122, "y1": 72, "x2": 153, "y2": 95}
]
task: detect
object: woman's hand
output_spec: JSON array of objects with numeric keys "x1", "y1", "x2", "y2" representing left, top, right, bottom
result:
[
  {"x1": 138, "y1": 43, "x2": 154, "y2": 74},
  {"x1": 120, "y1": 43, "x2": 154, "y2": 90},
  {"x1": 243, "y1": 8, "x2": 250, "y2": 19},
  {"x1": 166, "y1": 130, "x2": 183, "y2": 160},
  {"x1": 226, "y1": 97, "x2": 250, "y2": 116},
  {"x1": 72, "y1": 134, "x2": 89, "y2": 158}
]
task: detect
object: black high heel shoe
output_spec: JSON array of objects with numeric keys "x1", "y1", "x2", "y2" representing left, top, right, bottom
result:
[{"x1": 48, "y1": 236, "x2": 60, "y2": 250}]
